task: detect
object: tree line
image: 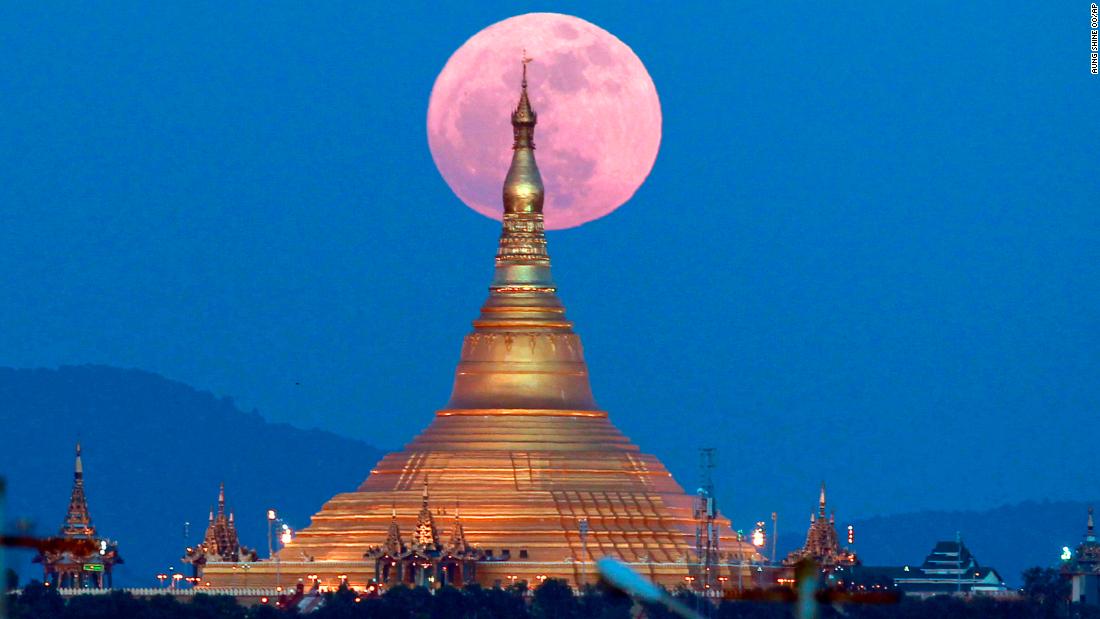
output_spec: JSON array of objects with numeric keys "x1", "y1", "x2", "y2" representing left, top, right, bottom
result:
[{"x1": 4, "y1": 567, "x2": 1097, "y2": 619}]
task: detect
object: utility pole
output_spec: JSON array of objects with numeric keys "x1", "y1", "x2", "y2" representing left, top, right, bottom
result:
[{"x1": 771, "y1": 511, "x2": 778, "y2": 564}]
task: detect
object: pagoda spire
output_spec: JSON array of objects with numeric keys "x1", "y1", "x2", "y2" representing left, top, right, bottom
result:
[
  {"x1": 415, "y1": 480, "x2": 439, "y2": 548},
  {"x1": 497, "y1": 50, "x2": 549, "y2": 271},
  {"x1": 445, "y1": 54, "x2": 598, "y2": 412},
  {"x1": 217, "y1": 482, "x2": 226, "y2": 518},
  {"x1": 819, "y1": 482, "x2": 827, "y2": 518},
  {"x1": 1088, "y1": 506, "x2": 1096, "y2": 543},
  {"x1": 62, "y1": 442, "x2": 95, "y2": 538},
  {"x1": 384, "y1": 506, "x2": 404, "y2": 554},
  {"x1": 448, "y1": 502, "x2": 470, "y2": 551}
]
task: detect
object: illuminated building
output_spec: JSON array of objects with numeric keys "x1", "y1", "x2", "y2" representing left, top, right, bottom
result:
[
  {"x1": 783, "y1": 483, "x2": 858, "y2": 569},
  {"x1": 364, "y1": 483, "x2": 483, "y2": 587},
  {"x1": 847, "y1": 539, "x2": 1008, "y2": 598},
  {"x1": 183, "y1": 483, "x2": 258, "y2": 578},
  {"x1": 33, "y1": 443, "x2": 123, "y2": 588},
  {"x1": 201, "y1": 62, "x2": 757, "y2": 590},
  {"x1": 1064, "y1": 506, "x2": 1100, "y2": 605}
]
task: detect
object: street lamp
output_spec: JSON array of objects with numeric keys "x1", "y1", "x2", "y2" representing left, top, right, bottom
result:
[
  {"x1": 278, "y1": 523, "x2": 293, "y2": 591},
  {"x1": 267, "y1": 509, "x2": 277, "y2": 559},
  {"x1": 752, "y1": 522, "x2": 766, "y2": 548},
  {"x1": 156, "y1": 573, "x2": 168, "y2": 587},
  {"x1": 172, "y1": 573, "x2": 183, "y2": 589}
]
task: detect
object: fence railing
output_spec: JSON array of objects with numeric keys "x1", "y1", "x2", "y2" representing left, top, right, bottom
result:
[{"x1": 13, "y1": 587, "x2": 282, "y2": 597}]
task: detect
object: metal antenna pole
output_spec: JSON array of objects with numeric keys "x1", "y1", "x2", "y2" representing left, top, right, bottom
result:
[
  {"x1": 579, "y1": 518, "x2": 590, "y2": 589},
  {"x1": 771, "y1": 511, "x2": 778, "y2": 564}
]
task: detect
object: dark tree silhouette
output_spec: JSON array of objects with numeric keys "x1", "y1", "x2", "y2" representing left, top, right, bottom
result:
[
  {"x1": 531, "y1": 579, "x2": 576, "y2": 619},
  {"x1": 1022, "y1": 567, "x2": 1070, "y2": 606}
]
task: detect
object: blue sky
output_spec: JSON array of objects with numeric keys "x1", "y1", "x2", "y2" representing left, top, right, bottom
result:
[{"x1": 1, "y1": 2, "x2": 1097, "y2": 526}]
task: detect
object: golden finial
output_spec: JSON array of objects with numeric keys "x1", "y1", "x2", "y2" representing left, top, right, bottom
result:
[{"x1": 521, "y1": 49, "x2": 532, "y2": 88}]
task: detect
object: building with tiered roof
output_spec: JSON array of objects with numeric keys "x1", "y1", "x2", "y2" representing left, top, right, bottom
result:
[
  {"x1": 848, "y1": 538, "x2": 1007, "y2": 598},
  {"x1": 1064, "y1": 506, "x2": 1100, "y2": 605},
  {"x1": 364, "y1": 482, "x2": 482, "y2": 587},
  {"x1": 784, "y1": 483, "x2": 858, "y2": 570},
  {"x1": 199, "y1": 60, "x2": 759, "y2": 592},
  {"x1": 183, "y1": 483, "x2": 257, "y2": 578},
  {"x1": 33, "y1": 443, "x2": 123, "y2": 588}
]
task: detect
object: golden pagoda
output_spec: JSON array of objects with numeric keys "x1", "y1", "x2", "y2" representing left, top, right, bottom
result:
[{"x1": 201, "y1": 61, "x2": 758, "y2": 591}]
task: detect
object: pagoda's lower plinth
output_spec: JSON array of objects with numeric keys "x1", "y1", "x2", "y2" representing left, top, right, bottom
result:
[{"x1": 200, "y1": 409, "x2": 757, "y2": 591}]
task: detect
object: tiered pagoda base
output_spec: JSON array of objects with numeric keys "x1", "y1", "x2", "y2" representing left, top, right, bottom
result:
[{"x1": 200, "y1": 409, "x2": 756, "y2": 591}]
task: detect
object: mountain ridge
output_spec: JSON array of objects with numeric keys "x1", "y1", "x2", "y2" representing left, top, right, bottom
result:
[{"x1": 0, "y1": 364, "x2": 385, "y2": 587}]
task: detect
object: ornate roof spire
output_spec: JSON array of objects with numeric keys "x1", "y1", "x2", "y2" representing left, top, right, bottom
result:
[
  {"x1": 444, "y1": 55, "x2": 598, "y2": 413},
  {"x1": 1088, "y1": 506, "x2": 1096, "y2": 543},
  {"x1": 62, "y1": 441, "x2": 95, "y2": 537},
  {"x1": 819, "y1": 482, "x2": 827, "y2": 518},
  {"x1": 384, "y1": 508, "x2": 404, "y2": 554},
  {"x1": 217, "y1": 482, "x2": 226, "y2": 518},
  {"x1": 448, "y1": 502, "x2": 470, "y2": 552},
  {"x1": 415, "y1": 480, "x2": 439, "y2": 548}
]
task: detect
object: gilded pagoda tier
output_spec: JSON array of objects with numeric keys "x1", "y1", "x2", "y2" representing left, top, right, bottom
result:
[{"x1": 279, "y1": 411, "x2": 743, "y2": 566}]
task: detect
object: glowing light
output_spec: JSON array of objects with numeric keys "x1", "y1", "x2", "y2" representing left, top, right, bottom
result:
[
  {"x1": 752, "y1": 521, "x2": 766, "y2": 547},
  {"x1": 1062, "y1": 546, "x2": 1073, "y2": 561},
  {"x1": 268, "y1": 510, "x2": 277, "y2": 521}
]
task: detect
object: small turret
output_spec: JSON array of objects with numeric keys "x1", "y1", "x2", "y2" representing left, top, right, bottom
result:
[{"x1": 414, "y1": 480, "x2": 439, "y2": 548}]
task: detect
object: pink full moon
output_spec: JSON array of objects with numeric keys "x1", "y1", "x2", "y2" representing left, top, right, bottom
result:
[{"x1": 427, "y1": 13, "x2": 662, "y2": 230}]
